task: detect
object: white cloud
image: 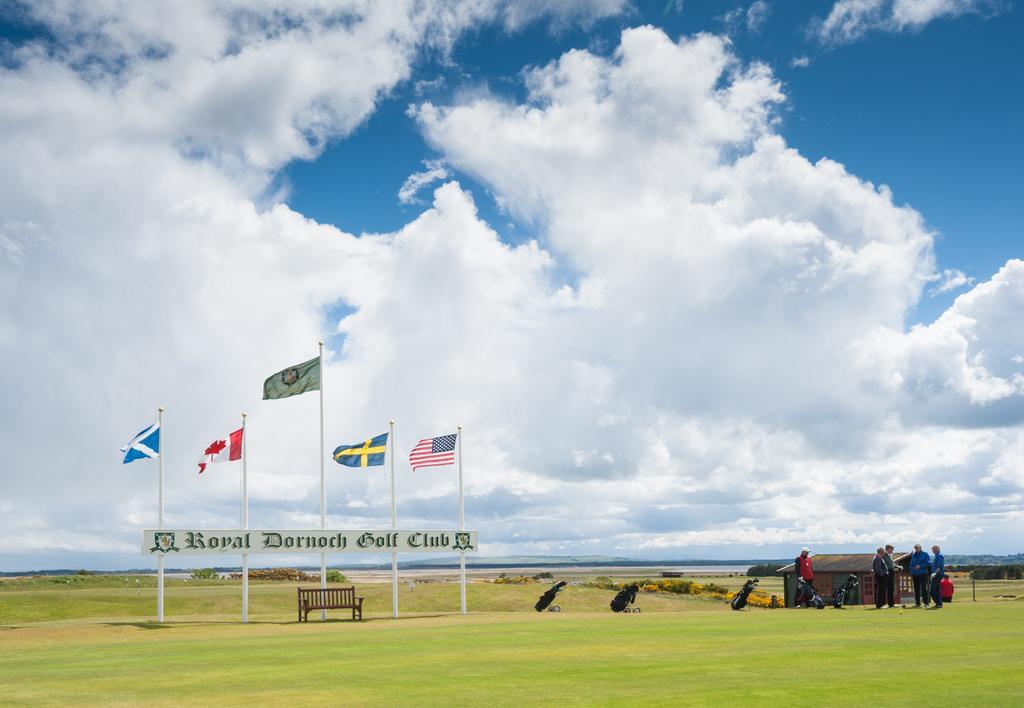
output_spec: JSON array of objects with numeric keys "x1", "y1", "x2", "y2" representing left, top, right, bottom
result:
[
  {"x1": 398, "y1": 159, "x2": 452, "y2": 204},
  {"x1": 721, "y1": 1, "x2": 771, "y2": 35},
  {"x1": 4, "y1": 0, "x2": 628, "y2": 176},
  {"x1": 930, "y1": 267, "x2": 975, "y2": 295},
  {"x1": 0, "y1": 12, "x2": 1021, "y2": 568},
  {"x1": 746, "y1": 1, "x2": 771, "y2": 32},
  {"x1": 857, "y1": 259, "x2": 1024, "y2": 411},
  {"x1": 0, "y1": 0, "x2": 630, "y2": 568},
  {"x1": 411, "y1": 26, "x2": 1023, "y2": 549},
  {"x1": 813, "y1": 0, "x2": 1002, "y2": 44},
  {"x1": 791, "y1": 56, "x2": 811, "y2": 68}
]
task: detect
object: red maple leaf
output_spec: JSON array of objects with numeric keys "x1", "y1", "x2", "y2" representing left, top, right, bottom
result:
[{"x1": 204, "y1": 439, "x2": 227, "y2": 456}]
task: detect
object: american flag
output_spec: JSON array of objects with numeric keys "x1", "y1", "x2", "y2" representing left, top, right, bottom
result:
[{"x1": 409, "y1": 433, "x2": 457, "y2": 470}]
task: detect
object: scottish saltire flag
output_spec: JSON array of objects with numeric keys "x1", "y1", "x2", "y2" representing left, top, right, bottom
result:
[
  {"x1": 333, "y1": 433, "x2": 388, "y2": 467},
  {"x1": 120, "y1": 422, "x2": 160, "y2": 464},
  {"x1": 409, "y1": 433, "x2": 457, "y2": 470}
]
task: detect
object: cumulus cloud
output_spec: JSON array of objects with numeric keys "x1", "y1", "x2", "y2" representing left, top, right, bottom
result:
[
  {"x1": 857, "y1": 260, "x2": 1024, "y2": 413},
  {"x1": 0, "y1": 0, "x2": 629, "y2": 567},
  {"x1": 412, "y1": 26, "x2": 1023, "y2": 550},
  {"x1": 0, "y1": 9, "x2": 1021, "y2": 568},
  {"x1": 812, "y1": 0, "x2": 1003, "y2": 45},
  {"x1": 1, "y1": 0, "x2": 628, "y2": 175}
]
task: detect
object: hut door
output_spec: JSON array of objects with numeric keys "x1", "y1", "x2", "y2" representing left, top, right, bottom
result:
[{"x1": 860, "y1": 574, "x2": 875, "y2": 605}]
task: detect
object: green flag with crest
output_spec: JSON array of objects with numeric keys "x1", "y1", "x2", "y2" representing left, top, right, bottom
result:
[{"x1": 263, "y1": 357, "x2": 320, "y2": 400}]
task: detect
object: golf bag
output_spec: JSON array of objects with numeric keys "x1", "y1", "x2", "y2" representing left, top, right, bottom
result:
[
  {"x1": 831, "y1": 574, "x2": 859, "y2": 609},
  {"x1": 534, "y1": 581, "x2": 568, "y2": 612},
  {"x1": 610, "y1": 584, "x2": 640, "y2": 613},
  {"x1": 794, "y1": 578, "x2": 825, "y2": 609},
  {"x1": 730, "y1": 578, "x2": 759, "y2": 610}
]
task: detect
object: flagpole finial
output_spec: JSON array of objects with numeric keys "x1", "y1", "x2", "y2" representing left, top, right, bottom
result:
[
  {"x1": 457, "y1": 425, "x2": 462, "y2": 432},
  {"x1": 318, "y1": 340, "x2": 324, "y2": 347},
  {"x1": 389, "y1": 419, "x2": 395, "y2": 427},
  {"x1": 242, "y1": 412, "x2": 247, "y2": 418},
  {"x1": 158, "y1": 406, "x2": 165, "y2": 412}
]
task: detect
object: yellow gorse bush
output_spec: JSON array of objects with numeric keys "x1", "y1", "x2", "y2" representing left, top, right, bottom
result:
[{"x1": 724, "y1": 589, "x2": 778, "y2": 608}]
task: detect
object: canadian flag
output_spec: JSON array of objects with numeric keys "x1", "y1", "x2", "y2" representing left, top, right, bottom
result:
[{"x1": 197, "y1": 428, "x2": 243, "y2": 474}]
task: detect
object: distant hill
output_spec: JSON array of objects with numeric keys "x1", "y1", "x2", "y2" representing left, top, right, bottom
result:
[
  {"x1": 947, "y1": 553, "x2": 1024, "y2": 566},
  {"x1": 396, "y1": 556, "x2": 781, "y2": 569}
]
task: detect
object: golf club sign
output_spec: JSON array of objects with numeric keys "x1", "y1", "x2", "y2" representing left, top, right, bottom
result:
[{"x1": 143, "y1": 529, "x2": 478, "y2": 555}]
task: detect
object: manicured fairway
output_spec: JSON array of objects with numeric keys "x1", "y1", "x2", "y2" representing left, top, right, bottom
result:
[
  {"x1": 0, "y1": 578, "x2": 724, "y2": 623},
  {"x1": 2, "y1": 599, "x2": 1022, "y2": 705}
]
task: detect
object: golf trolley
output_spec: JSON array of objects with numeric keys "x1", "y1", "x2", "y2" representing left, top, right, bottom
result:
[
  {"x1": 610, "y1": 584, "x2": 641, "y2": 613},
  {"x1": 831, "y1": 574, "x2": 859, "y2": 609},
  {"x1": 730, "y1": 577, "x2": 759, "y2": 610},
  {"x1": 535, "y1": 581, "x2": 568, "y2": 612},
  {"x1": 794, "y1": 577, "x2": 825, "y2": 609}
]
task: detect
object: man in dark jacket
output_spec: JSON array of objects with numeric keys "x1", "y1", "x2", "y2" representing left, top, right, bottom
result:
[
  {"x1": 929, "y1": 545, "x2": 946, "y2": 609},
  {"x1": 872, "y1": 547, "x2": 888, "y2": 609},
  {"x1": 908, "y1": 544, "x2": 931, "y2": 607},
  {"x1": 883, "y1": 544, "x2": 900, "y2": 607}
]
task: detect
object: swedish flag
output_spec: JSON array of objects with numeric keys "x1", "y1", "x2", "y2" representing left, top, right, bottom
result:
[{"x1": 333, "y1": 432, "x2": 388, "y2": 468}]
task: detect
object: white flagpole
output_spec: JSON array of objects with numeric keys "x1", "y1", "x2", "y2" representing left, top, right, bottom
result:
[
  {"x1": 157, "y1": 405, "x2": 165, "y2": 624},
  {"x1": 319, "y1": 341, "x2": 327, "y2": 621},
  {"x1": 390, "y1": 419, "x2": 398, "y2": 619},
  {"x1": 241, "y1": 411, "x2": 248, "y2": 624},
  {"x1": 458, "y1": 425, "x2": 466, "y2": 616}
]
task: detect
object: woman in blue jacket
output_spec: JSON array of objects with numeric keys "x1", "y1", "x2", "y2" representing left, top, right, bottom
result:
[{"x1": 909, "y1": 544, "x2": 931, "y2": 607}]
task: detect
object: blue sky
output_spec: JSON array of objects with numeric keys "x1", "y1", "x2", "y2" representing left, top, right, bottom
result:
[{"x1": 0, "y1": 1, "x2": 1022, "y2": 571}]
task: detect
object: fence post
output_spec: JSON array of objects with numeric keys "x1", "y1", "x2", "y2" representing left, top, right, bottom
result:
[{"x1": 972, "y1": 577, "x2": 976, "y2": 602}]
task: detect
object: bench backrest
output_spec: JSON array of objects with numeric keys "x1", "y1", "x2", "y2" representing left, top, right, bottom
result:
[{"x1": 298, "y1": 587, "x2": 356, "y2": 605}]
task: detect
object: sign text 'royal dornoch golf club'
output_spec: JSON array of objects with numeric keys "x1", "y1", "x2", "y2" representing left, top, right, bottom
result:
[{"x1": 143, "y1": 529, "x2": 477, "y2": 555}]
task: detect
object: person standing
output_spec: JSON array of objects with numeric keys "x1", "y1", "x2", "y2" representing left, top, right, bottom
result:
[
  {"x1": 940, "y1": 575, "x2": 954, "y2": 603},
  {"x1": 872, "y1": 547, "x2": 888, "y2": 609},
  {"x1": 883, "y1": 544, "x2": 900, "y2": 607},
  {"x1": 908, "y1": 543, "x2": 931, "y2": 607},
  {"x1": 794, "y1": 547, "x2": 814, "y2": 607},
  {"x1": 929, "y1": 544, "x2": 946, "y2": 609}
]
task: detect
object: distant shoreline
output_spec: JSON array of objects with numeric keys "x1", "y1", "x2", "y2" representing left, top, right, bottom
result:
[
  {"x1": 3, "y1": 553, "x2": 1020, "y2": 577},
  {"x1": 2, "y1": 561, "x2": 768, "y2": 577}
]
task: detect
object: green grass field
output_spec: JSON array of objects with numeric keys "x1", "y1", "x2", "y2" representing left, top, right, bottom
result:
[{"x1": 2, "y1": 575, "x2": 1022, "y2": 706}]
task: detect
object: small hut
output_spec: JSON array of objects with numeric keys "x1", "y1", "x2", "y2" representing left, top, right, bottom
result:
[{"x1": 776, "y1": 553, "x2": 912, "y2": 607}]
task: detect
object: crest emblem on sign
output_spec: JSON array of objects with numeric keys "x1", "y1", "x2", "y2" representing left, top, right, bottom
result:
[
  {"x1": 452, "y1": 532, "x2": 474, "y2": 551},
  {"x1": 281, "y1": 368, "x2": 300, "y2": 385},
  {"x1": 150, "y1": 532, "x2": 181, "y2": 553}
]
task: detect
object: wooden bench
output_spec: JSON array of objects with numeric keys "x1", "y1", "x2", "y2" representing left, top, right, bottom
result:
[{"x1": 297, "y1": 586, "x2": 363, "y2": 622}]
